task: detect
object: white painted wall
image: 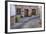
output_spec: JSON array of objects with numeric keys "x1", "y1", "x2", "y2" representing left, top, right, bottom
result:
[{"x1": 10, "y1": 4, "x2": 16, "y2": 16}]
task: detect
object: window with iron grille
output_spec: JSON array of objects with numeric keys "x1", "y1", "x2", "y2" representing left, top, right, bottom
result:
[{"x1": 16, "y1": 8, "x2": 21, "y2": 15}]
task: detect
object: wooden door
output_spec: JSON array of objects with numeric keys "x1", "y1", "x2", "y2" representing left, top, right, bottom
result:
[
  {"x1": 24, "y1": 9, "x2": 28, "y2": 17},
  {"x1": 32, "y1": 9, "x2": 36, "y2": 15}
]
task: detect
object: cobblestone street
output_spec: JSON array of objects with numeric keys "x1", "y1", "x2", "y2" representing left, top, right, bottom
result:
[{"x1": 11, "y1": 16, "x2": 41, "y2": 29}]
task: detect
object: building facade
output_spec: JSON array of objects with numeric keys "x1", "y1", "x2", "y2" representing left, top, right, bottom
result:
[
  {"x1": 10, "y1": 5, "x2": 42, "y2": 25},
  {"x1": 15, "y1": 5, "x2": 41, "y2": 17}
]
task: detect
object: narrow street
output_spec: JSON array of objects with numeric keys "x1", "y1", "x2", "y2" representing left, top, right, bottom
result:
[{"x1": 11, "y1": 16, "x2": 41, "y2": 29}]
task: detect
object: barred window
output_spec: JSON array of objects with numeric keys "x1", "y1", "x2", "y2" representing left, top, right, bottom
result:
[{"x1": 16, "y1": 8, "x2": 21, "y2": 15}]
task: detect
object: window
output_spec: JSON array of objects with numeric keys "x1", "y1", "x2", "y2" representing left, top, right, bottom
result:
[{"x1": 16, "y1": 8, "x2": 21, "y2": 15}]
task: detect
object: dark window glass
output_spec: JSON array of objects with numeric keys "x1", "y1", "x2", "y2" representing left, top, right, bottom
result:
[{"x1": 16, "y1": 8, "x2": 21, "y2": 15}]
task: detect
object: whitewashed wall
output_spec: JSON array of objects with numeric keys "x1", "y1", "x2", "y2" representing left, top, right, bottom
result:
[{"x1": 10, "y1": 4, "x2": 16, "y2": 16}]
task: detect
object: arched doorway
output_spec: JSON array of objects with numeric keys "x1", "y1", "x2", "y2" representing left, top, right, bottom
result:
[{"x1": 32, "y1": 9, "x2": 36, "y2": 15}]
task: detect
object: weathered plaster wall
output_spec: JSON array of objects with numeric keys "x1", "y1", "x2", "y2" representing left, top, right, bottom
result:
[
  {"x1": 10, "y1": 5, "x2": 16, "y2": 16},
  {"x1": 15, "y1": 5, "x2": 39, "y2": 16}
]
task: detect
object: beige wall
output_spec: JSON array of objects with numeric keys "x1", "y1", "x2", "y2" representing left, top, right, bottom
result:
[{"x1": 15, "y1": 5, "x2": 40, "y2": 17}]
